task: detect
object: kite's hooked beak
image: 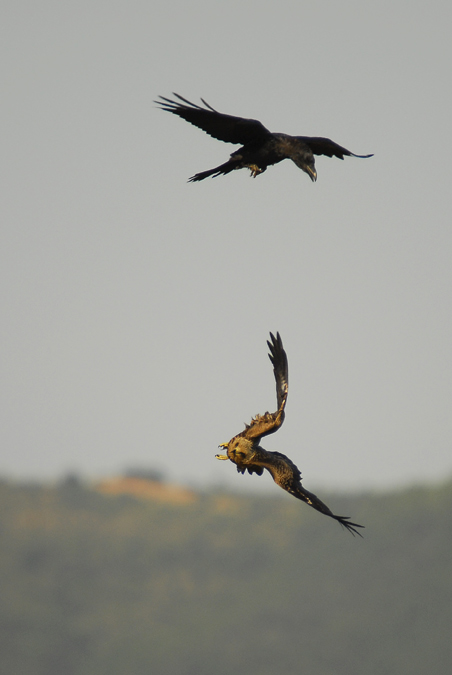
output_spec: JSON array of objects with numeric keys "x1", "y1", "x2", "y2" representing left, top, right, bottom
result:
[{"x1": 216, "y1": 443, "x2": 229, "y2": 460}]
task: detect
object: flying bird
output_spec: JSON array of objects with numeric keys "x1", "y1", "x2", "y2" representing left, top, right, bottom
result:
[
  {"x1": 216, "y1": 333, "x2": 364, "y2": 536},
  {"x1": 156, "y1": 93, "x2": 373, "y2": 182}
]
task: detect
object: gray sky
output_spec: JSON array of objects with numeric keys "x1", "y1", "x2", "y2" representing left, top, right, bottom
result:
[{"x1": 1, "y1": 0, "x2": 451, "y2": 492}]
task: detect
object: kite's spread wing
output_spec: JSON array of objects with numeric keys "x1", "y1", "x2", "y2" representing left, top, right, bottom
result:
[
  {"x1": 244, "y1": 448, "x2": 364, "y2": 537},
  {"x1": 241, "y1": 332, "x2": 288, "y2": 441}
]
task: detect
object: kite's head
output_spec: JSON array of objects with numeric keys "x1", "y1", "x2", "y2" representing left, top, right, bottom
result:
[{"x1": 216, "y1": 437, "x2": 255, "y2": 465}]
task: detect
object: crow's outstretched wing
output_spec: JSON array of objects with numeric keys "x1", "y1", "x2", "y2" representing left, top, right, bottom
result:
[
  {"x1": 156, "y1": 94, "x2": 272, "y2": 146},
  {"x1": 241, "y1": 332, "x2": 288, "y2": 442},
  {"x1": 299, "y1": 136, "x2": 374, "y2": 160}
]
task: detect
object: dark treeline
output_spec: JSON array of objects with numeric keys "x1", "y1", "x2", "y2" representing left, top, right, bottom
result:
[{"x1": 1, "y1": 477, "x2": 451, "y2": 675}]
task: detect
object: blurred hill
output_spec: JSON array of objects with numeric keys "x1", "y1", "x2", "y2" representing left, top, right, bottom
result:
[
  {"x1": 1, "y1": 475, "x2": 451, "y2": 675},
  {"x1": 95, "y1": 475, "x2": 197, "y2": 504}
]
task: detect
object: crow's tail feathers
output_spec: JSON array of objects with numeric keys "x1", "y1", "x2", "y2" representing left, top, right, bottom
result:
[{"x1": 188, "y1": 161, "x2": 237, "y2": 182}]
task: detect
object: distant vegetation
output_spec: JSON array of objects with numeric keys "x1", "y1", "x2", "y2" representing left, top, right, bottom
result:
[
  {"x1": 123, "y1": 467, "x2": 165, "y2": 482},
  {"x1": 1, "y1": 476, "x2": 451, "y2": 675}
]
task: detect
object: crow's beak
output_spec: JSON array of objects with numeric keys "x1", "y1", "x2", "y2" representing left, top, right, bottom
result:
[{"x1": 306, "y1": 166, "x2": 317, "y2": 182}]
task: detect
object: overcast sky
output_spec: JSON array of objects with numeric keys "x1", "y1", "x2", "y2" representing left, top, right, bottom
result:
[{"x1": 1, "y1": 0, "x2": 451, "y2": 493}]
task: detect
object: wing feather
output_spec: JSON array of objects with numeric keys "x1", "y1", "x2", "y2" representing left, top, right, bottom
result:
[
  {"x1": 156, "y1": 94, "x2": 271, "y2": 146},
  {"x1": 268, "y1": 331, "x2": 289, "y2": 411},
  {"x1": 242, "y1": 332, "x2": 288, "y2": 441},
  {"x1": 257, "y1": 450, "x2": 364, "y2": 536},
  {"x1": 298, "y1": 136, "x2": 374, "y2": 160}
]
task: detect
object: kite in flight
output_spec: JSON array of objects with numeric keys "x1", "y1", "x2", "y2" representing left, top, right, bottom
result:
[
  {"x1": 216, "y1": 333, "x2": 364, "y2": 536},
  {"x1": 156, "y1": 93, "x2": 373, "y2": 182}
]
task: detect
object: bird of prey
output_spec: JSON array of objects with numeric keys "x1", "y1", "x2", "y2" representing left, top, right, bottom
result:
[
  {"x1": 156, "y1": 93, "x2": 373, "y2": 183},
  {"x1": 216, "y1": 333, "x2": 364, "y2": 536}
]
